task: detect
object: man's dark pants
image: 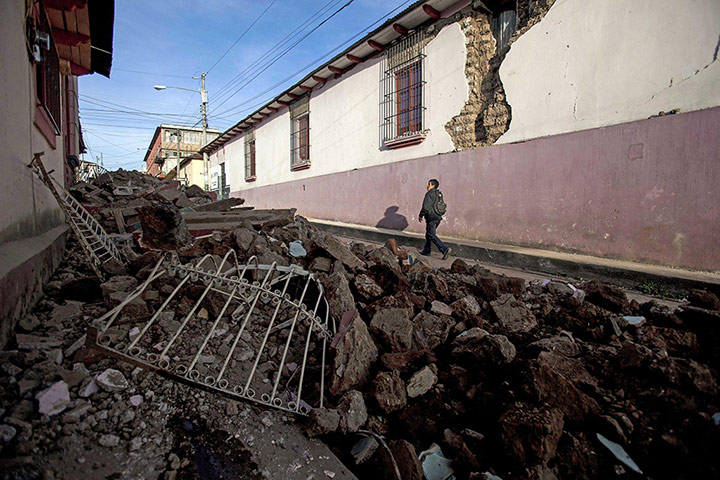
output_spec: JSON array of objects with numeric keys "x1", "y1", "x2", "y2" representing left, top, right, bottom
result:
[{"x1": 420, "y1": 220, "x2": 448, "y2": 254}]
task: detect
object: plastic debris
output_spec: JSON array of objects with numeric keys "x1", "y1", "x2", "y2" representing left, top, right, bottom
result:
[
  {"x1": 712, "y1": 412, "x2": 720, "y2": 426},
  {"x1": 419, "y1": 443, "x2": 455, "y2": 480},
  {"x1": 596, "y1": 433, "x2": 643, "y2": 474},
  {"x1": 622, "y1": 316, "x2": 646, "y2": 326},
  {"x1": 289, "y1": 240, "x2": 307, "y2": 257}
]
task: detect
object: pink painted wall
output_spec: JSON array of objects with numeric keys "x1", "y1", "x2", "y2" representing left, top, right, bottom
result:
[{"x1": 233, "y1": 107, "x2": 720, "y2": 272}]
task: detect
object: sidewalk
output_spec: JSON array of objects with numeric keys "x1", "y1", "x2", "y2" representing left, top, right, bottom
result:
[{"x1": 308, "y1": 218, "x2": 720, "y2": 298}]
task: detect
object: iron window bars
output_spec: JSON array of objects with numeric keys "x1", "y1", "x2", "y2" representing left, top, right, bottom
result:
[
  {"x1": 35, "y1": 10, "x2": 61, "y2": 133},
  {"x1": 380, "y1": 31, "x2": 427, "y2": 144},
  {"x1": 88, "y1": 251, "x2": 334, "y2": 415},
  {"x1": 244, "y1": 128, "x2": 256, "y2": 181},
  {"x1": 290, "y1": 95, "x2": 310, "y2": 169}
]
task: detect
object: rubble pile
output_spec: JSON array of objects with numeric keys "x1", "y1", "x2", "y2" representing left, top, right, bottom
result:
[{"x1": 1, "y1": 182, "x2": 719, "y2": 478}]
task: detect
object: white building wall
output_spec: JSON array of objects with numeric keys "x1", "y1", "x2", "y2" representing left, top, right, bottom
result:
[
  {"x1": 497, "y1": 0, "x2": 720, "y2": 144},
  {"x1": 223, "y1": 22, "x2": 468, "y2": 193}
]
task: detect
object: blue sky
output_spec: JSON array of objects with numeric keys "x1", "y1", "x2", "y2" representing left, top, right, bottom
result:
[{"x1": 79, "y1": 0, "x2": 416, "y2": 170}]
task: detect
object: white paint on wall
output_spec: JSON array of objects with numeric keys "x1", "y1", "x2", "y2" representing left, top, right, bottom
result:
[
  {"x1": 497, "y1": 0, "x2": 720, "y2": 144},
  {"x1": 223, "y1": 22, "x2": 468, "y2": 193}
]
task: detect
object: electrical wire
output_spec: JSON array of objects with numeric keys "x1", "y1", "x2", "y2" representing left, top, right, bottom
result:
[
  {"x1": 210, "y1": 0, "x2": 343, "y2": 103},
  {"x1": 112, "y1": 68, "x2": 192, "y2": 78},
  {"x1": 207, "y1": 0, "x2": 357, "y2": 117},
  {"x1": 206, "y1": 0, "x2": 281, "y2": 74}
]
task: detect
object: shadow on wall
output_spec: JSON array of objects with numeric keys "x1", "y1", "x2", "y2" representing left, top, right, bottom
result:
[{"x1": 376, "y1": 206, "x2": 409, "y2": 231}]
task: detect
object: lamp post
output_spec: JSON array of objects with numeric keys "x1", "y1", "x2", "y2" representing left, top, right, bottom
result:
[{"x1": 154, "y1": 72, "x2": 209, "y2": 190}]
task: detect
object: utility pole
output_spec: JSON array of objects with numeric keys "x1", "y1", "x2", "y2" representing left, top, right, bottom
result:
[
  {"x1": 200, "y1": 72, "x2": 209, "y2": 191},
  {"x1": 176, "y1": 129, "x2": 181, "y2": 184}
]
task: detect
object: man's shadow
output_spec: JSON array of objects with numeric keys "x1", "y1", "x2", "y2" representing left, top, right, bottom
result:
[{"x1": 376, "y1": 206, "x2": 409, "y2": 231}]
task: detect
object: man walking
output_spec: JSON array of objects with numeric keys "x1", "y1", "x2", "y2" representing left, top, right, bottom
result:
[{"x1": 418, "y1": 178, "x2": 451, "y2": 260}]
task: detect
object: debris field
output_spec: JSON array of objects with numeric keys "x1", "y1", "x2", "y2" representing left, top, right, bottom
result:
[{"x1": 1, "y1": 171, "x2": 719, "y2": 480}]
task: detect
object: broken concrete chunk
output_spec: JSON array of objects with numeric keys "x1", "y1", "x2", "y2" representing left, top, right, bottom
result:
[
  {"x1": 390, "y1": 439, "x2": 424, "y2": 480},
  {"x1": 96, "y1": 369, "x2": 129, "y2": 392},
  {"x1": 18, "y1": 314, "x2": 41, "y2": 332},
  {"x1": 36, "y1": 381, "x2": 70, "y2": 416},
  {"x1": 306, "y1": 408, "x2": 340, "y2": 437},
  {"x1": 450, "y1": 295, "x2": 483, "y2": 326},
  {"x1": 139, "y1": 201, "x2": 193, "y2": 250},
  {"x1": 490, "y1": 294, "x2": 537, "y2": 333},
  {"x1": 451, "y1": 328, "x2": 516, "y2": 366},
  {"x1": 413, "y1": 311, "x2": 455, "y2": 351},
  {"x1": 406, "y1": 365, "x2": 438, "y2": 398},
  {"x1": 98, "y1": 434, "x2": 121, "y2": 448},
  {"x1": 0, "y1": 425, "x2": 17, "y2": 443},
  {"x1": 369, "y1": 307, "x2": 414, "y2": 352},
  {"x1": 311, "y1": 231, "x2": 365, "y2": 270},
  {"x1": 16, "y1": 334, "x2": 63, "y2": 351},
  {"x1": 62, "y1": 402, "x2": 91, "y2": 423},
  {"x1": 582, "y1": 280, "x2": 629, "y2": 313},
  {"x1": 51, "y1": 301, "x2": 82, "y2": 324},
  {"x1": 337, "y1": 390, "x2": 368, "y2": 434},
  {"x1": 430, "y1": 300, "x2": 453, "y2": 316},
  {"x1": 500, "y1": 403, "x2": 564, "y2": 465},
  {"x1": 60, "y1": 363, "x2": 90, "y2": 387},
  {"x1": 330, "y1": 319, "x2": 378, "y2": 396},
  {"x1": 373, "y1": 370, "x2": 407, "y2": 414},
  {"x1": 351, "y1": 435, "x2": 379, "y2": 465},
  {"x1": 353, "y1": 274, "x2": 384, "y2": 300},
  {"x1": 129, "y1": 395, "x2": 143, "y2": 407}
]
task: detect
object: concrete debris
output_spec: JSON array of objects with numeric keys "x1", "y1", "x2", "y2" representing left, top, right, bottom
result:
[
  {"x1": 36, "y1": 381, "x2": 70, "y2": 416},
  {"x1": 419, "y1": 443, "x2": 454, "y2": 480},
  {"x1": 2, "y1": 171, "x2": 719, "y2": 480},
  {"x1": 95, "y1": 369, "x2": 129, "y2": 392}
]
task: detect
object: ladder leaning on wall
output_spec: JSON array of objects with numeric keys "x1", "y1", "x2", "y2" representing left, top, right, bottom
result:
[{"x1": 28, "y1": 152, "x2": 123, "y2": 279}]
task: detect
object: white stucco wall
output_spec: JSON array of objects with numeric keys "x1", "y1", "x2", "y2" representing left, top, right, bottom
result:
[
  {"x1": 219, "y1": 21, "x2": 468, "y2": 192},
  {"x1": 497, "y1": 0, "x2": 720, "y2": 144},
  {"x1": 0, "y1": 0, "x2": 66, "y2": 244}
]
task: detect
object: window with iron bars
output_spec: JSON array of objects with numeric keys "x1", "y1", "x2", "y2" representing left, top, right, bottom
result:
[
  {"x1": 244, "y1": 128, "x2": 256, "y2": 181},
  {"x1": 35, "y1": 14, "x2": 61, "y2": 133},
  {"x1": 290, "y1": 95, "x2": 310, "y2": 169},
  {"x1": 380, "y1": 31, "x2": 427, "y2": 145}
]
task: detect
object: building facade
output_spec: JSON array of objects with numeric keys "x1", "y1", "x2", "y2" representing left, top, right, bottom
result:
[
  {"x1": 142, "y1": 124, "x2": 220, "y2": 185},
  {"x1": 202, "y1": 0, "x2": 720, "y2": 272},
  {"x1": 0, "y1": 0, "x2": 115, "y2": 347}
]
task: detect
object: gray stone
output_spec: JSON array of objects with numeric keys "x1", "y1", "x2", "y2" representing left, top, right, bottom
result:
[
  {"x1": 18, "y1": 314, "x2": 41, "y2": 331},
  {"x1": 374, "y1": 370, "x2": 407, "y2": 414},
  {"x1": 529, "y1": 334, "x2": 581, "y2": 357},
  {"x1": 406, "y1": 365, "x2": 438, "y2": 398},
  {"x1": 353, "y1": 274, "x2": 384, "y2": 300},
  {"x1": 309, "y1": 256, "x2": 333, "y2": 272},
  {"x1": 430, "y1": 300, "x2": 453, "y2": 316},
  {"x1": 490, "y1": 294, "x2": 537, "y2": 333},
  {"x1": 16, "y1": 334, "x2": 62, "y2": 351},
  {"x1": 99, "y1": 434, "x2": 120, "y2": 448},
  {"x1": 79, "y1": 377, "x2": 99, "y2": 398},
  {"x1": 330, "y1": 319, "x2": 378, "y2": 396},
  {"x1": 413, "y1": 311, "x2": 455, "y2": 351},
  {"x1": 1, "y1": 363, "x2": 22, "y2": 377},
  {"x1": 369, "y1": 308, "x2": 414, "y2": 352},
  {"x1": 233, "y1": 227, "x2": 257, "y2": 252},
  {"x1": 450, "y1": 295, "x2": 483, "y2": 325},
  {"x1": 0, "y1": 424, "x2": 17, "y2": 443},
  {"x1": 337, "y1": 390, "x2": 367, "y2": 434},
  {"x1": 51, "y1": 301, "x2": 82, "y2": 323},
  {"x1": 322, "y1": 272, "x2": 356, "y2": 319},
  {"x1": 100, "y1": 276, "x2": 138, "y2": 301},
  {"x1": 96, "y1": 369, "x2": 129, "y2": 392},
  {"x1": 108, "y1": 291, "x2": 149, "y2": 318},
  {"x1": 311, "y1": 232, "x2": 365, "y2": 270},
  {"x1": 306, "y1": 408, "x2": 340, "y2": 437},
  {"x1": 451, "y1": 328, "x2": 516, "y2": 366},
  {"x1": 62, "y1": 402, "x2": 91, "y2": 423},
  {"x1": 36, "y1": 381, "x2": 70, "y2": 416}
]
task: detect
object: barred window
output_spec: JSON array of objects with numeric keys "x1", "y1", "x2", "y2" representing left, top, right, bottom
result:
[
  {"x1": 183, "y1": 131, "x2": 201, "y2": 144},
  {"x1": 244, "y1": 128, "x2": 256, "y2": 181},
  {"x1": 380, "y1": 31, "x2": 427, "y2": 145},
  {"x1": 290, "y1": 95, "x2": 310, "y2": 169}
]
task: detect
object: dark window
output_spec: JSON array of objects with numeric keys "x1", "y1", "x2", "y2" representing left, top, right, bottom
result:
[
  {"x1": 244, "y1": 129, "x2": 256, "y2": 180},
  {"x1": 290, "y1": 95, "x2": 310, "y2": 168},
  {"x1": 395, "y1": 62, "x2": 422, "y2": 136}
]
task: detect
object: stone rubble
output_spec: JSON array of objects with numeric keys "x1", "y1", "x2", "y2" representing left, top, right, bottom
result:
[{"x1": 1, "y1": 180, "x2": 719, "y2": 479}]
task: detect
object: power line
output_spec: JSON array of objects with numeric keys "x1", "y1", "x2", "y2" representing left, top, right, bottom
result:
[
  {"x1": 210, "y1": 0, "x2": 342, "y2": 102},
  {"x1": 206, "y1": 0, "x2": 281, "y2": 74},
  {"x1": 113, "y1": 68, "x2": 191, "y2": 78},
  {"x1": 208, "y1": 0, "x2": 357, "y2": 116},
  {"x1": 211, "y1": 0, "x2": 412, "y2": 119}
]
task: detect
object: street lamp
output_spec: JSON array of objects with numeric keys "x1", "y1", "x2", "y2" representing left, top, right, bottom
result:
[{"x1": 154, "y1": 72, "x2": 209, "y2": 190}]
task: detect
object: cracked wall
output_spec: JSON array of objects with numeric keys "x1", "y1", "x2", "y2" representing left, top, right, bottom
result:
[
  {"x1": 445, "y1": 1, "x2": 556, "y2": 150},
  {"x1": 497, "y1": 0, "x2": 720, "y2": 144}
]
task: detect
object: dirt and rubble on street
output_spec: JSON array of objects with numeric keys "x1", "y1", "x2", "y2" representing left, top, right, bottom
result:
[{"x1": 2, "y1": 170, "x2": 720, "y2": 479}]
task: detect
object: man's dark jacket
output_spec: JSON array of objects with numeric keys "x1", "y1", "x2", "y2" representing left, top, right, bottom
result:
[{"x1": 419, "y1": 189, "x2": 442, "y2": 223}]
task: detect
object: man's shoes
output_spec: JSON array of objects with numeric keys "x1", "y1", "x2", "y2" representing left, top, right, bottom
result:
[
  {"x1": 418, "y1": 250, "x2": 431, "y2": 256},
  {"x1": 442, "y1": 248, "x2": 452, "y2": 260}
]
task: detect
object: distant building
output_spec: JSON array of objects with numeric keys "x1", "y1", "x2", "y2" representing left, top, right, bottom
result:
[
  {"x1": 202, "y1": 0, "x2": 720, "y2": 272},
  {"x1": 142, "y1": 124, "x2": 220, "y2": 182}
]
